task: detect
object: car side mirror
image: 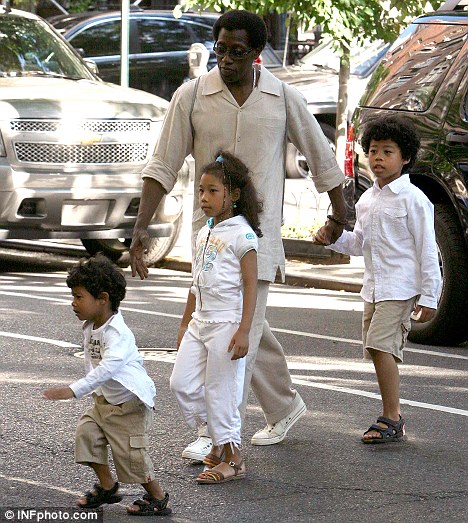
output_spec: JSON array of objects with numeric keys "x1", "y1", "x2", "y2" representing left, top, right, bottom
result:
[{"x1": 84, "y1": 58, "x2": 99, "y2": 76}]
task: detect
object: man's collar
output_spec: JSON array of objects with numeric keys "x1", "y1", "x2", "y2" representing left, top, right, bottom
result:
[
  {"x1": 258, "y1": 65, "x2": 283, "y2": 96},
  {"x1": 202, "y1": 65, "x2": 282, "y2": 97},
  {"x1": 202, "y1": 66, "x2": 224, "y2": 95}
]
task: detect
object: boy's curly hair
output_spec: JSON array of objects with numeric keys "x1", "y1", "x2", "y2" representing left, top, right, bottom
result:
[
  {"x1": 361, "y1": 115, "x2": 421, "y2": 170},
  {"x1": 66, "y1": 253, "x2": 126, "y2": 312}
]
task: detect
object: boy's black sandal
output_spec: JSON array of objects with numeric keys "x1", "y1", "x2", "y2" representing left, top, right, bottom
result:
[
  {"x1": 77, "y1": 482, "x2": 122, "y2": 509},
  {"x1": 362, "y1": 415, "x2": 406, "y2": 444},
  {"x1": 127, "y1": 492, "x2": 172, "y2": 517}
]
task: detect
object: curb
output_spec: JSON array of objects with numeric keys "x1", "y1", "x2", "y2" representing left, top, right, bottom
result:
[{"x1": 281, "y1": 273, "x2": 362, "y2": 293}]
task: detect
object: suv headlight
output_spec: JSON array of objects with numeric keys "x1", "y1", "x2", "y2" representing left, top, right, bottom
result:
[{"x1": 0, "y1": 131, "x2": 5, "y2": 157}]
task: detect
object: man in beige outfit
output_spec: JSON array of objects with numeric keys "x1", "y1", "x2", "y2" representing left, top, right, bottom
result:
[{"x1": 130, "y1": 10, "x2": 347, "y2": 460}]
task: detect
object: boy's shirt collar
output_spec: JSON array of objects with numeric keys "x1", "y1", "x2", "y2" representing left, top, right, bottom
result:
[{"x1": 373, "y1": 173, "x2": 410, "y2": 195}]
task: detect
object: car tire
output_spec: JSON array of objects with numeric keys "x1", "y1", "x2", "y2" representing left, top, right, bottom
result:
[
  {"x1": 81, "y1": 215, "x2": 183, "y2": 267},
  {"x1": 408, "y1": 204, "x2": 468, "y2": 346},
  {"x1": 285, "y1": 122, "x2": 336, "y2": 179}
]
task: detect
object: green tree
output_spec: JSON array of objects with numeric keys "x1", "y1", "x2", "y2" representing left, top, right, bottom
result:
[{"x1": 176, "y1": 0, "x2": 443, "y2": 167}]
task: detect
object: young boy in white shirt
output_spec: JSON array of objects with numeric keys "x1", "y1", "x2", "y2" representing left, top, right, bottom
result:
[
  {"x1": 315, "y1": 115, "x2": 441, "y2": 443},
  {"x1": 43, "y1": 254, "x2": 171, "y2": 515}
]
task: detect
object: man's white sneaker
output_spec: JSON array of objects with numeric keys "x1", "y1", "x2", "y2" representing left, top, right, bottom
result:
[
  {"x1": 181, "y1": 436, "x2": 213, "y2": 462},
  {"x1": 251, "y1": 399, "x2": 307, "y2": 446}
]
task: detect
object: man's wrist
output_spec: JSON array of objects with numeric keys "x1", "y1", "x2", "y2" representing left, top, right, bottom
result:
[{"x1": 327, "y1": 214, "x2": 348, "y2": 226}]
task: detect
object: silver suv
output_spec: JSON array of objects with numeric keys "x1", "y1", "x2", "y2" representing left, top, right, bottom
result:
[{"x1": 0, "y1": 6, "x2": 188, "y2": 264}]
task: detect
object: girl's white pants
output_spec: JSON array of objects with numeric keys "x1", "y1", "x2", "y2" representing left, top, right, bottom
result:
[{"x1": 170, "y1": 319, "x2": 245, "y2": 447}]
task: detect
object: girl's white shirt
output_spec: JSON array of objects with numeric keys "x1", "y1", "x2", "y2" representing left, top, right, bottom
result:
[
  {"x1": 69, "y1": 311, "x2": 156, "y2": 408},
  {"x1": 191, "y1": 215, "x2": 258, "y2": 322}
]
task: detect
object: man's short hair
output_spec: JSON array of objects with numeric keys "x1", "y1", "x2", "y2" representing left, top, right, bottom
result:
[{"x1": 213, "y1": 10, "x2": 267, "y2": 50}]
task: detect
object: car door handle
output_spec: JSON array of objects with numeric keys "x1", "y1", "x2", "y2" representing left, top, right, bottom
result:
[{"x1": 447, "y1": 132, "x2": 468, "y2": 144}]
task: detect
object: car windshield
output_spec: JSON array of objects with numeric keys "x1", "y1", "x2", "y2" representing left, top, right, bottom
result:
[
  {"x1": 298, "y1": 39, "x2": 389, "y2": 77},
  {"x1": 0, "y1": 14, "x2": 96, "y2": 80}
]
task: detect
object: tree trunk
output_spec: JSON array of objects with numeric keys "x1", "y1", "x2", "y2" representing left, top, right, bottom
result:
[{"x1": 335, "y1": 44, "x2": 351, "y2": 172}]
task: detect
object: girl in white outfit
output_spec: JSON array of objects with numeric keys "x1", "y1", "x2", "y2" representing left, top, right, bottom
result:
[{"x1": 170, "y1": 151, "x2": 262, "y2": 484}]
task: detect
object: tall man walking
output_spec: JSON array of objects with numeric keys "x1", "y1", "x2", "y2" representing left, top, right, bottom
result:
[{"x1": 130, "y1": 10, "x2": 347, "y2": 460}]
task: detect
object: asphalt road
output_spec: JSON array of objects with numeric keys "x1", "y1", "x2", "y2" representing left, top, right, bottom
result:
[{"x1": 0, "y1": 261, "x2": 467, "y2": 522}]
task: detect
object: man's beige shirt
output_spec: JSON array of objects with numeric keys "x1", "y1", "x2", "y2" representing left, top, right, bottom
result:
[{"x1": 142, "y1": 65, "x2": 345, "y2": 282}]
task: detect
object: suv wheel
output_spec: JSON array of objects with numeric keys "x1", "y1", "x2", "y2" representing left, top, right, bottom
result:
[
  {"x1": 286, "y1": 122, "x2": 336, "y2": 178},
  {"x1": 81, "y1": 214, "x2": 183, "y2": 266},
  {"x1": 408, "y1": 204, "x2": 468, "y2": 346}
]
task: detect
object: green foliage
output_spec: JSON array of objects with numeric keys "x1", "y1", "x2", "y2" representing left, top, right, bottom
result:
[
  {"x1": 12, "y1": 0, "x2": 34, "y2": 10},
  {"x1": 67, "y1": 0, "x2": 94, "y2": 13},
  {"x1": 281, "y1": 218, "x2": 322, "y2": 239},
  {"x1": 177, "y1": 0, "x2": 444, "y2": 46}
]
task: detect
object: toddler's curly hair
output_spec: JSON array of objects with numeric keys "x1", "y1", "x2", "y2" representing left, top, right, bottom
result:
[{"x1": 66, "y1": 253, "x2": 126, "y2": 312}]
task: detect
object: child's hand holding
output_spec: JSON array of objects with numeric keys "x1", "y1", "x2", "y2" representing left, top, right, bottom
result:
[
  {"x1": 43, "y1": 387, "x2": 75, "y2": 401},
  {"x1": 312, "y1": 219, "x2": 343, "y2": 246},
  {"x1": 411, "y1": 305, "x2": 436, "y2": 323},
  {"x1": 228, "y1": 328, "x2": 249, "y2": 360}
]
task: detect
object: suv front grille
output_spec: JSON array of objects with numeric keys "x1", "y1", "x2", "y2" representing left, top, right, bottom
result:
[
  {"x1": 15, "y1": 142, "x2": 149, "y2": 164},
  {"x1": 10, "y1": 119, "x2": 151, "y2": 133}
]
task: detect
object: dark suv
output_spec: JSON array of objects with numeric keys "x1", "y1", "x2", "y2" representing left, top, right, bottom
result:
[{"x1": 346, "y1": 0, "x2": 468, "y2": 346}]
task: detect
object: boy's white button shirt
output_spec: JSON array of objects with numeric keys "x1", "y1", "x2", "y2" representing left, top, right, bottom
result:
[
  {"x1": 69, "y1": 311, "x2": 156, "y2": 408},
  {"x1": 328, "y1": 174, "x2": 441, "y2": 308}
]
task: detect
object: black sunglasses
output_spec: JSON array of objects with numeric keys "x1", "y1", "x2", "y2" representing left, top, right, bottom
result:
[{"x1": 213, "y1": 43, "x2": 254, "y2": 60}]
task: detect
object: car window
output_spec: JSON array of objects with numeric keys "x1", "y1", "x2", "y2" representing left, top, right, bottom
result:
[
  {"x1": 137, "y1": 18, "x2": 192, "y2": 53},
  {"x1": 188, "y1": 22, "x2": 213, "y2": 47},
  {"x1": 298, "y1": 38, "x2": 387, "y2": 77},
  {"x1": 351, "y1": 41, "x2": 389, "y2": 77},
  {"x1": 360, "y1": 23, "x2": 468, "y2": 111},
  {"x1": 70, "y1": 20, "x2": 121, "y2": 57},
  {"x1": 0, "y1": 14, "x2": 95, "y2": 79}
]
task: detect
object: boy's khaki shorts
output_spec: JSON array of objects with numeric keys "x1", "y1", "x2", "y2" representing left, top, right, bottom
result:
[
  {"x1": 75, "y1": 394, "x2": 155, "y2": 484},
  {"x1": 362, "y1": 298, "x2": 417, "y2": 363}
]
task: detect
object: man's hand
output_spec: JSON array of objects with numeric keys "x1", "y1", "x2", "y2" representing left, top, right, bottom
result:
[
  {"x1": 312, "y1": 220, "x2": 344, "y2": 246},
  {"x1": 130, "y1": 228, "x2": 150, "y2": 280},
  {"x1": 43, "y1": 387, "x2": 74, "y2": 401}
]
